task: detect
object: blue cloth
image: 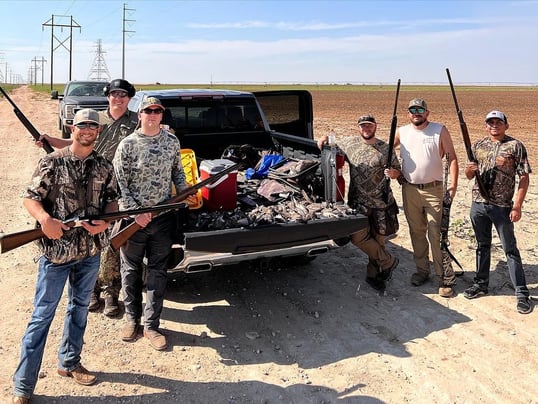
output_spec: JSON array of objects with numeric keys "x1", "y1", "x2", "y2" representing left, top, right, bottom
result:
[
  {"x1": 470, "y1": 201, "x2": 529, "y2": 298},
  {"x1": 13, "y1": 254, "x2": 100, "y2": 398},
  {"x1": 245, "y1": 154, "x2": 284, "y2": 180}
]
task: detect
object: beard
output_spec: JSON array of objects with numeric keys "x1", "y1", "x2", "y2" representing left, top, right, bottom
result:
[
  {"x1": 361, "y1": 132, "x2": 375, "y2": 140},
  {"x1": 412, "y1": 117, "x2": 426, "y2": 126}
]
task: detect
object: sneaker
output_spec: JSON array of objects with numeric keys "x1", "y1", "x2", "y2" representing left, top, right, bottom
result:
[
  {"x1": 103, "y1": 295, "x2": 120, "y2": 317},
  {"x1": 463, "y1": 284, "x2": 488, "y2": 299},
  {"x1": 517, "y1": 296, "x2": 533, "y2": 314},
  {"x1": 144, "y1": 329, "x2": 168, "y2": 351},
  {"x1": 57, "y1": 364, "x2": 96, "y2": 386},
  {"x1": 411, "y1": 271, "x2": 429, "y2": 286},
  {"x1": 378, "y1": 257, "x2": 399, "y2": 282},
  {"x1": 438, "y1": 286, "x2": 454, "y2": 298},
  {"x1": 121, "y1": 321, "x2": 139, "y2": 342},
  {"x1": 88, "y1": 291, "x2": 100, "y2": 312}
]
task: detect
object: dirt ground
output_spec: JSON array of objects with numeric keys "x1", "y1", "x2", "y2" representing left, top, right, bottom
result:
[{"x1": 0, "y1": 86, "x2": 537, "y2": 403}]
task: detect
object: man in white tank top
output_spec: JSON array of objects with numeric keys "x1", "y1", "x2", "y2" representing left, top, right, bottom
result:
[{"x1": 385, "y1": 98, "x2": 459, "y2": 297}]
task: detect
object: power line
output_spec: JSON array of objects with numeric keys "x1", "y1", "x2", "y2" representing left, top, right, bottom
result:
[{"x1": 42, "y1": 15, "x2": 81, "y2": 89}]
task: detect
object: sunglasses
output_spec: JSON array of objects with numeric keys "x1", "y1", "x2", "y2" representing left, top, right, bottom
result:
[
  {"x1": 142, "y1": 108, "x2": 163, "y2": 115},
  {"x1": 408, "y1": 107, "x2": 426, "y2": 114},
  {"x1": 109, "y1": 91, "x2": 128, "y2": 98},
  {"x1": 75, "y1": 122, "x2": 100, "y2": 129}
]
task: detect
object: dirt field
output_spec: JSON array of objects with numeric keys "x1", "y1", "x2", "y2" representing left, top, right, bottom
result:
[{"x1": 1, "y1": 86, "x2": 537, "y2": 403}]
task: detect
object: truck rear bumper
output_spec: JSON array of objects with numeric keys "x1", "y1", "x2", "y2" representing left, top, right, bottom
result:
[{"x1": 169, "y1": 239, "x2": 339, "y2": 273}]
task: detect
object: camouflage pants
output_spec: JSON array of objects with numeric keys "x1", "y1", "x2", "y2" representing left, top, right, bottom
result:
[{"x1": 95, "y1": 245, "x2": 122, "y2": 298}]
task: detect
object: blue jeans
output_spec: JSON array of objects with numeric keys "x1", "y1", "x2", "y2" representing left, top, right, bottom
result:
[
  {"x1": 120, "y1": 213, "x2": 173, "y2": 330},
  {"x1": 13, "y1": 254, "x2": 100, "y2": 398},
  {"x1": 470, "y1": 201, "x2": 529, "y2": 298}
]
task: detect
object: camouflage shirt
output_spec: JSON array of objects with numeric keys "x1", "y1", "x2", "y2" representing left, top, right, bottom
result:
[
  {"x1": 339, "y1": 136, "x2": 401, "y2": 210},
  {"x1": 113, "y1": 128, "x2": 186, "y2": 209},
  {"x1": 472, "y1": 135, "x2": 532, "y2": 207},
  {"x1": 95, "y1": 109, "x2": 138, "y2": 162},
  {"x1": 26, "y1": 147, "x2": 119, "y2": 264}
]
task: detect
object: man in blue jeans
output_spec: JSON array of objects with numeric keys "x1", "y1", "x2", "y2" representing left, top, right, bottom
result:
[
  {"x1": 12, "y1": 109, "x2": 118, "y2": 404},
  {"x1": 463, "y1": 110, "x2": 532, "y2": 314}
]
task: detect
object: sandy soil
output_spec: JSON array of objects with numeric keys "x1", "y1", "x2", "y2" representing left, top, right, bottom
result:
[{"x1": 0, "y1": 86, "x2": 537, "y2": 403}]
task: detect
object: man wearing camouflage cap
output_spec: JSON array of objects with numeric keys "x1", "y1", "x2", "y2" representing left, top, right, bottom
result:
[
  {"x1": 12, "y1": 109, "x2": 119, "y2": 403},
  {"x1": 386, "y1": 98, "x2": 459, "y2": 297},
  {"x1": 113, "y1": 96, "x2": 187, "y2": 350}
]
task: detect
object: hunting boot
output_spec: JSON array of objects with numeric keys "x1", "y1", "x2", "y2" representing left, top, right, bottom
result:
[
  {"x1": 103, "y1": 290, "x2": 120, "y2": 317},
  {"x1": 88, "y1": 283, "x2": 100, "y2": 312}
]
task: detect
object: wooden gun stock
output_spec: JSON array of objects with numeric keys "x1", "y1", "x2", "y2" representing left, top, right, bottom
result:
[
  {"x1": 446, "y1": 68, "x2": 489, "y2": 201},
  {"x1": 0, "y1": 86, "x2": 54, "y2": 153},
  {"x1": 110, "y1": 161, "x2": 243, "y2": 251},
  {"x1": 0, "y1": 228, "x2": 45, "y2": 254},
  {"x1": 382, "y1": 79, "x2": 401, "y2": 204}
]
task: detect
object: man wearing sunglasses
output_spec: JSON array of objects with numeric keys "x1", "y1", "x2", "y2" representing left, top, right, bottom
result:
[
  {"x1": 113, "y1": 97, "x2": 187, "y2": 351},
  {"x1": 386, "y1": 98, "x2": 459, "y2": 297},
  {"x1": 38, "y1": 79, "x2": 138, "y2": 318},
  {"x1": 12, "y1": 109, "x2": 119, "y2": 403},
  {"x1": 463, "y1": 111, "x2": 532, "y2": 314}
]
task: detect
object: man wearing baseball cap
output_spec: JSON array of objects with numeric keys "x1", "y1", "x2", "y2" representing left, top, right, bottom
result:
[
  {"x1": 385, "y1": 98, "x2": 459, "y2": 297},
  {"x1": 463, "y1": 110, "x2": 532, "y2": 314},
  {"x1": 317, "y1": 114, "x2": 401, "y2": 292},
  {"x1": 37, "y1": 79, "x2": 139, "y2": 318},
  {"x1": 12, "y1": 108, "x2": 118, "y2": 403},
  {"x1": 113, "y1": 95, "x2": 187, "y2": 350}
]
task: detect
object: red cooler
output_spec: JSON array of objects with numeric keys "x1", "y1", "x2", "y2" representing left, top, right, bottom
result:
[{"x1": 199, "y1": 159, "x2": 238, "y2": 211}]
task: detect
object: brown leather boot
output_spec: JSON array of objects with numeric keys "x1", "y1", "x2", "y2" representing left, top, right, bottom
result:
[{"x1": 103, "y1": 294, "x2": 120, "y2": 317}]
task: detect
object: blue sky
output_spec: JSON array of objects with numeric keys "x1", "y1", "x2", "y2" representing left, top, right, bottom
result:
[{"x1": 1, "y1": 0, "x2": 537, "y2": 85}]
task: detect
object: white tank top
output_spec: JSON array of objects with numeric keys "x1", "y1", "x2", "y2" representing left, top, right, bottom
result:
[{"x1": 399, "y1": 122, "x2": 443, "y2": 184}]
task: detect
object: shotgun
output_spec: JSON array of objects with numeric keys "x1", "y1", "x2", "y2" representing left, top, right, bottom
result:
[
  {"x1": 0, "y1": 86, "x2": 54, "y2": 153},
  {"x1": 110, "y1": 161, "x2": 244, "y2": 251},
  {"x1": 382, "y1": 79, "x2": 401, "y2": 204},
  {"x1": 0, "y1": 202, "x2": 188, "y2": 254},
  {"x1": 446, "y1": 68, "x2": 489, "y2": 201},
  {"x1": 440, "y1": 153, "x2": 463, "y2": 276}
]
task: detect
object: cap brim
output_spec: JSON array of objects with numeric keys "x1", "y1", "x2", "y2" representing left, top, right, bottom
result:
[{"x1": 140, "y1": 104, "x2": 165, "y2": 111}]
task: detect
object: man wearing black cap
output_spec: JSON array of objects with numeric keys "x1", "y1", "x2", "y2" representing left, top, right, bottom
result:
[
  {"x1": 386, "y1": 98, "x2": 459, "y2": 297},
  {"x1": 318, "y1": 115, "x2": 400, "y2": 291},
  {"x1": 39, "y1": 78, "x2": 138, "y2": 317},
  {"x1": 12, "y1": 109, "x2": 119, "y2": 403},
  {"x1": 463, "y1": 110, "x2": 532, "y2": 314}
]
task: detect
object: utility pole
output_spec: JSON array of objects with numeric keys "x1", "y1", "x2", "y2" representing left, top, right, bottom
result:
[
  {"x1": 122, "y1": 3, "x2": 136, "y2": 79},
  {"x1": 87, "y1": 39, "x2": 111, "y2": 81},
  {"x1": 32, "y1": 56, "x2": 47, "y2": 85},
  {"x1": 42, "y1": 15, "x2": 81, "y2": 90}
]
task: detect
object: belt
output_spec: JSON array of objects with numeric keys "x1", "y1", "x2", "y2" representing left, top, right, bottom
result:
[{"x1": 408, "y1": 180, "x2": 443, "y2": 190}]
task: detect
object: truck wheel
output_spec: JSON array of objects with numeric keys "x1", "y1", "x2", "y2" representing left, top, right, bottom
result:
[{"x1": 61, "y1": 124, "x2": 71, "y2": 139}]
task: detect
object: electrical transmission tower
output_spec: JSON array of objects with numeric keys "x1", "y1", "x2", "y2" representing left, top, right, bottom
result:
[{"x1": 87, "y1": 39, "x2": 111, "y2": 81}]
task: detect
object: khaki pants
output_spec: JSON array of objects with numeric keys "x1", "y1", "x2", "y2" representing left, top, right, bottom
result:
[
  {"x1": 351, "y1": 225, "x2": 393, "y2": 278},
  {"x1": 402, "y1": 182, "x2": 455, "y2": 285}
]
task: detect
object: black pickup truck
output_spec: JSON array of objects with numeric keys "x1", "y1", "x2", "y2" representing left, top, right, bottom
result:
[
  {"x1": 127, "y1": 89, "x2": 367, "y2": 273},
  {"x1": 51, "y1": 80, "x2": 109, "y2": 138}
]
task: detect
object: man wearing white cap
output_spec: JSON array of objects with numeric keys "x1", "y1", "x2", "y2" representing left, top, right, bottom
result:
[{"x1": 463, "y1": 110, "x2": 532, "y2": 314}]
